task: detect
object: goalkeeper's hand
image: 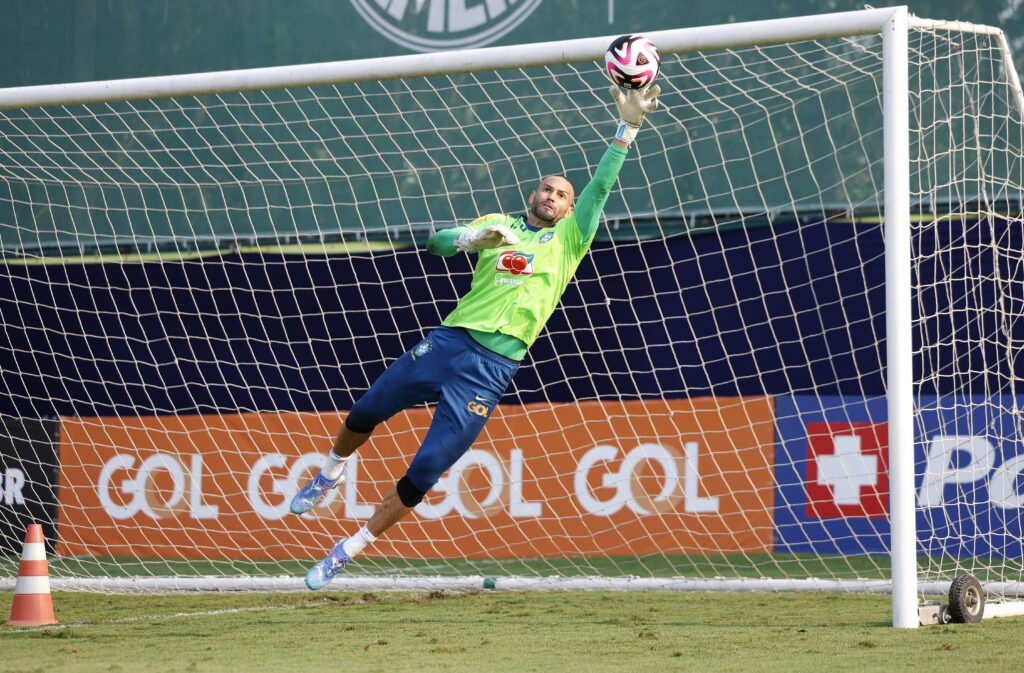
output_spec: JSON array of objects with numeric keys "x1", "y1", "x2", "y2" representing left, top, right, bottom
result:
[
  {"x1": 455, "y1": 224, "x2": 520, "y2": 252},
  {"x1": 610, "y1": 84, "x2": 661, "y2": 144}
]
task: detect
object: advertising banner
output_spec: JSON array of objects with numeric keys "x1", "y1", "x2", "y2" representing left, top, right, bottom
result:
[
  {"x1": 773, "y1": 395, "x2": 890, "y2": 555},
  {"x1": 57, "y1": 397, "x2": 776, "y2": 560},
  {"x1": 915, "y1": 396, "x2": 1024, "y2": 559},
  {"x1": 0, "y1": 416, "x2": 60, "y2": 555},
  {"x1": 774, "y1": 395, "x2": 1024, "y2": 558}
]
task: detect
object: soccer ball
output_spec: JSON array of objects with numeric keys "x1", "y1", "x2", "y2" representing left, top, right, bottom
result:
[{"x1": 604, "y1": 34, "x2": 660, "y2": 90}]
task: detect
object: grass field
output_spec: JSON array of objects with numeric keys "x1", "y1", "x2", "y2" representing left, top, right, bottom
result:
[
  {"x1": 2, "y1": 590, "x2": 1022, "y2": 673},
  {"x1": 0, "y1": 552, "x2": 903, "y2": 582}
]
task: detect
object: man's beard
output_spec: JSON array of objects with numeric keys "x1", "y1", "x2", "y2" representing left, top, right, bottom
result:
[{"x1": 531, "y1": 202, "x2": 555, "y2": 223}]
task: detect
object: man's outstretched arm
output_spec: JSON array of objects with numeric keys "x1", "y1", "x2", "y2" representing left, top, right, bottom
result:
[
  {"x1": 573, "y1": 85, "x2": 661, "y2": 243},
  {"x1": 427, "y1": 218, "x2": 520, "y2": 257}
]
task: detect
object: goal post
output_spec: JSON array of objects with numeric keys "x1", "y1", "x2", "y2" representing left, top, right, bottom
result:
[
  {"x1": 882, "y1": 6, "x2": 916, "y2": 630},
  {"x1": 1, "y1": 7, "x2": 1022, "y2": 630}
]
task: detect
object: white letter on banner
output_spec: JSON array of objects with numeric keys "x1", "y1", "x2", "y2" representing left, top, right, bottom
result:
[
  {"x1": 621, "y1": 444, "x2": 678, "y2": 516},
  {"x1": 248, "y1": 454, "x2": 287, "y2": 520},
  {"x1": 137, "y1": 453, "x2": 185, "y2": 520},
  {"x1": 989, "y1": 453, "x2": 1024, "y2": 509},
  {"x1": 3, "y1": 468, "x2": 25, "y2": 506},
  {"x1": 684, "y1": 441, "x2": 720, "y2": 513},
  {"x1": 575, "y1": 445, "x2": 626, "y2": 516},
  {"x1": 188, "y1": 454, "x2": 219, "y2": 520},
  {"x1": 344, "y1": 454, "x2": 375, "y2": 519},
  {"x1": 918, "y1": 436, "x2": 995, "y2": 508},
  {"x1": 99, "y1": 455, "x2": 138, "y2": 519},
  {"x1": 509, "y1": 449, "x2": 542, "y2": 518},
  {"x1": 450, "y1": 449, "x2": 504, "y2": 519}
]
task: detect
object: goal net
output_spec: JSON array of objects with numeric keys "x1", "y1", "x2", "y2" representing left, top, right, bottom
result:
[{"x1": 0, "y1": 9, "x2": 1021, "y2": 625}]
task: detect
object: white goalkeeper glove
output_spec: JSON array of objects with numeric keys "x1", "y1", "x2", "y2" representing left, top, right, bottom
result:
[
  {"x1": 455, "y1": 224, "x2": 520, "y2": 252},
  {"x1": 610, "y1": 84, "x2": 661, "y2": 145}
]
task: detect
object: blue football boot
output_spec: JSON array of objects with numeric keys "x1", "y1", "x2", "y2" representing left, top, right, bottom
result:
[
  {"x1": 290, "y1": 471, "x2": 342, "y2": 515},
  {"x1": 305, "y1": 540, "x2": 351, "y2": 590}
]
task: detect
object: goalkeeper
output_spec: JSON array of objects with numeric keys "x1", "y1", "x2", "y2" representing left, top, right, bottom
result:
[{"x1": 293, "y1": 84, "x2": 661, "y2": 590}]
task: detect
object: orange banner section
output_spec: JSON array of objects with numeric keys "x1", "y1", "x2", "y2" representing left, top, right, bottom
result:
[{"x1": 57, "y1": 398, "x2": 776, "y2": 560}]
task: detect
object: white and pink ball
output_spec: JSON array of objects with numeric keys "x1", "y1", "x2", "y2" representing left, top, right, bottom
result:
[{"x1": 604, "y1": 34, "x2": 660, "y2": 90}]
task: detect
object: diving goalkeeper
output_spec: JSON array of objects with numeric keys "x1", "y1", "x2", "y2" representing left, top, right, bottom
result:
[{"x1": 292, "y1": 84, "x2": 661, "y2": 590}]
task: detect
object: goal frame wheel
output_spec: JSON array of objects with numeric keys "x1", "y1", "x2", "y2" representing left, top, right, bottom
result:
[{"x1": 947, "y1": 574, "x2": 985, "y2": 624}]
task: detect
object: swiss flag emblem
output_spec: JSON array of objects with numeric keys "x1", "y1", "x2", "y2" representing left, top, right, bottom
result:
[{"x1": 805, "y1": 422, "x2": 888, "y2": 519}]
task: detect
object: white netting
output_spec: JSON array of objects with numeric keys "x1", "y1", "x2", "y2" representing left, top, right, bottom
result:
[{"x1": 0, "y1": 19, "x2": 1021, "y2": 605}]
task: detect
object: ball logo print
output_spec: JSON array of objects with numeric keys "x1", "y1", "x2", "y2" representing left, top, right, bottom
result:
[
  {"x1": 496, "y1": 250, "x2": 534, "y2": 275},
  {"x1": 350, "y1": 0, "x2": 544, "y2": 52},
  {"x1": 605, "y1": 35, "x2": 661, "y2": 90}
]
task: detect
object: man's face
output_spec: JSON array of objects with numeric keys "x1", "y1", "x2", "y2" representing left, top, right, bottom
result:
[{"x1": 529, "y1": 176, "x2": 574, "y2": 224}]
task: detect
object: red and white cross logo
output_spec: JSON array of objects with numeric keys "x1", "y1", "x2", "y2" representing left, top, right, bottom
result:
[{"x1": 805, "y1": 422, "x2": 888, "y2": 519}]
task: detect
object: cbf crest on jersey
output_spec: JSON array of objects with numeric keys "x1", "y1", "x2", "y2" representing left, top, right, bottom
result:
[
  {"x1": 411, "y1": 339, "x2": 432, "y2": 360},
  {"x1": 539, "y1": 231, "x2": 554, "y2": 244}
]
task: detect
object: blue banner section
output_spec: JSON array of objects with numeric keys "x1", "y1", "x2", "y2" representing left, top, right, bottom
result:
[
  {"x1": 916, "y1": 396, "x2": 1024, "y2": 559},
  {"x1": 774, "y1": 395, "x2": 890, "y2": 554},
  {"x1": 775, "y1": 395, "x2": 1024, "y2": 559}
]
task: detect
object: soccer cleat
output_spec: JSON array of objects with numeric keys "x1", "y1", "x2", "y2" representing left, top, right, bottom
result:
[
  {"x1": 305, "y1": 540, "x2": 351, "y2": 590},
  {"x1": 289, "y1": 471, "x2": 342, "y2": 514}
]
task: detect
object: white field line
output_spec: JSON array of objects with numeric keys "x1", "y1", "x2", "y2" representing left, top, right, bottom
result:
[{"x1": 1, "y1": 600, "x2": 330, "y2": 633}]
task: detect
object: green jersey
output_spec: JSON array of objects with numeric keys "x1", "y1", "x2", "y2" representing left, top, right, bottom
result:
[{"x1": 429, "y1": 143, "x2": 628, "y2": 354}]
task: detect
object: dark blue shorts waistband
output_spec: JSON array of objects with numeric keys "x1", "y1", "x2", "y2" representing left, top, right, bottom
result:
[{"x1": 435, "y1": 326, "x2": 520, "y2": 373}]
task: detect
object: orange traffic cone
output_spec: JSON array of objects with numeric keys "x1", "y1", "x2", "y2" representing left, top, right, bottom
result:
[{"x1": 6, "y1": 524, "x2": 57, "y2": 626}]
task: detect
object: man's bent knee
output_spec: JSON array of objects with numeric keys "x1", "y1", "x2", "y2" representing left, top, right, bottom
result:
[
  {"x1": 396, "y1": 475, "x2": 427, "y2": 507},
  {"x1": 344, "y1": 413, "x2": 377, "y2": 435}
]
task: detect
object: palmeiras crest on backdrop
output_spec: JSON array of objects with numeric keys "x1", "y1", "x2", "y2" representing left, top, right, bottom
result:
[{"x1": 350, "y1": 0, "x2": 544, "y2": 52}]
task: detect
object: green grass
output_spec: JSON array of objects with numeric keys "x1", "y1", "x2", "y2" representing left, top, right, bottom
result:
[
  {"x1": 6, "y1": 553, "x2": 895, "y2": 583},
  {"x1": 1, "y1": 590, "x2": 1022, "y2": 673},
  {"x1": 21, "y1": 553, "x2": 1016, "y2": 586}
]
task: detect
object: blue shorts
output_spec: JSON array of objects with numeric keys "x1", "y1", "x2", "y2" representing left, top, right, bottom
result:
[{"x1": 346, "y1": 326, "x2": 519, "y2": 492}]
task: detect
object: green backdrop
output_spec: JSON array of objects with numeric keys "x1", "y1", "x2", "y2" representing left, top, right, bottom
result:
[
  {"x1": 0, "y1": 2, "x2": 1020, "y2": 255},
  {"x1": 2, "y1": 1, "x2": 1021, "y2": 87}
]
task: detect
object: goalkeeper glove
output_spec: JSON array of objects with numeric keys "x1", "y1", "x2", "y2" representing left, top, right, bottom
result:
[
  {"x1": 455, "y1": 224, "x2": 520, "y2": 252},
  {"x1": 610, "y1": 84, "x2": 661, "y2": 145}
]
